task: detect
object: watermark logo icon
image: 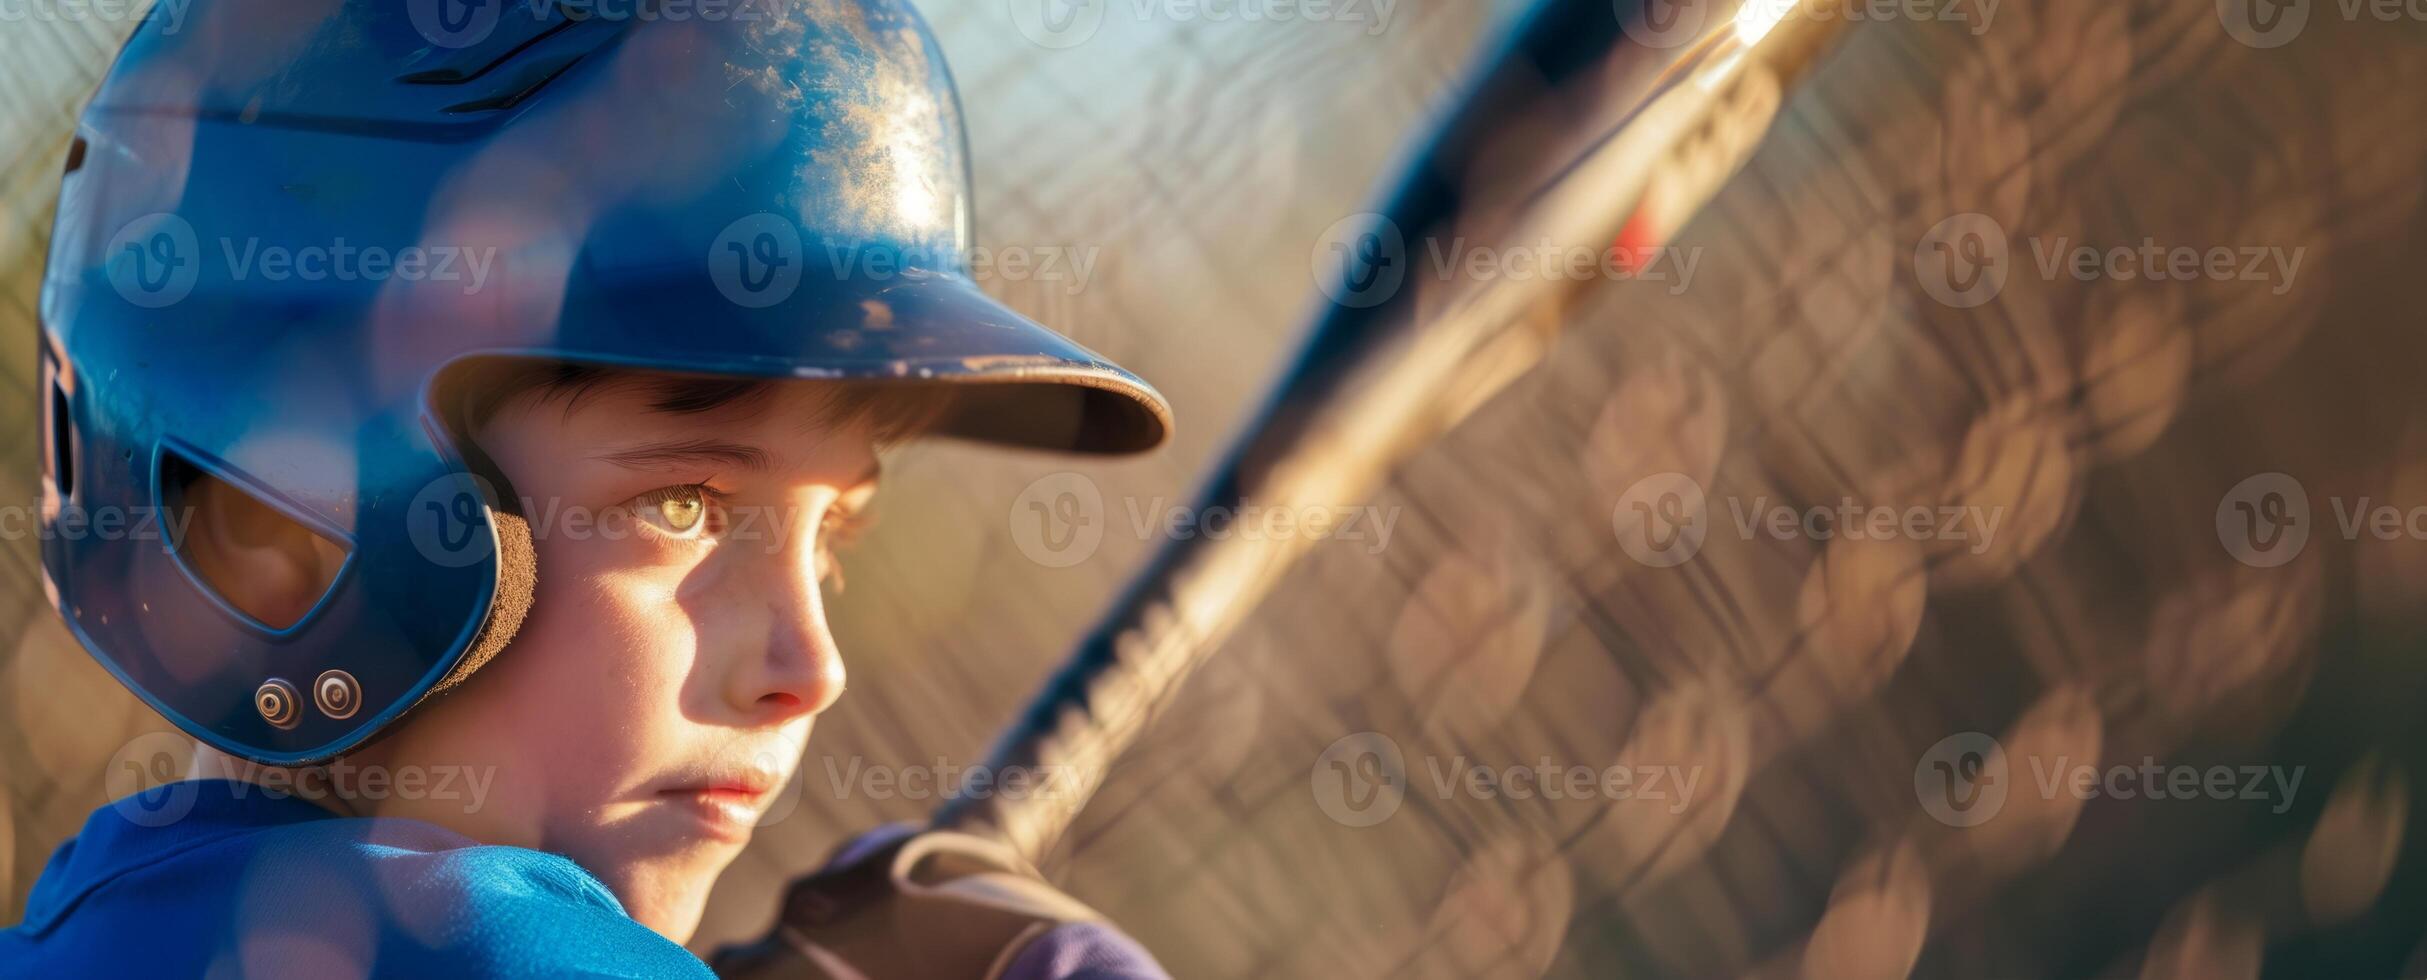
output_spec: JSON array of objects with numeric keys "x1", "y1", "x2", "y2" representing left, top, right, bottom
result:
[
  {"x1": 2216, "y1": 0, "x2": 2308, "y2": 47},
  {"x1": 1312, "y1": 731, "x2": 1406, "y2": 827},
  {"x1": 2217, "y1": 472, "x2": 2309, "y2": 567},
  {"x1": 107, "y1": 731, "x2": 200, "y2": 827},
  {"x1": 1915, "y1": 212, "x2": 2010, "y2": 308},
  {"x1": 1009, "y1": 0, "x2": 1105, "y2": 47},
  {"x1": 1312, "y1": 213, "x2": 1408, "y2": 309},
  {"x1": 1010, "y1": 472, "x2": 1104, "y2": 567},
  {"x1": 407, "y1": 473, "x2": 498, "y2": 568},
  {"x1": 1613, "y1": 472, "x2": 1707, "y2": 567},
  {"x1": 1915, "y1": 731, "x2": 2008, "y2": 827},
  {"x1": 104, "y1": 213, "x2": 199, "y2": 309},
  {"x1": 409, "y1": 0, "x2": 504, "y2": 48},
  {"x1": 709, "y1": 213, "x2": 804, "y2": 309},
  {"x1": 1625, "y1": 0, "x2": 1712, "y2": 48}
]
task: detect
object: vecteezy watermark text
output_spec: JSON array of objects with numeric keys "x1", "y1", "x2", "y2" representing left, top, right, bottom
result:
[
  {"x1": 818, "y1": 242, "x2": 1100, "y2": 295},
  {"x1": 1416, "y1": 756, "x2": 1703, "y2": 811},
  {"x1": 2027, "y1": 236, "x2": 2304, "y2": 294},
  {"x1": 1309, "y1": 731, "x2": 1705, "y2": 827},
  {"x1": 1120, "y1": 497, "x2": 1398, "y2": 553},
  {"x1": 219, "y1": 239, "x2": 496, "y2": 292},
  {"x1": 1008, "y1": 472, "x2": 1399, "y2": 568},
  {"x1": 1912, "y1": 212, "x2": 2304, "y2": 310},
  {"x1": 105, "y1": 214, "x2": 498, "y2": 308},
  {"x1": 707, "y1": 212, "x2": 1103, "y2": 308},
  {"x1": 1311, "y1": 212, "x2": 1702, "y2": 309},
  {"x1": 1610, "y1": 473, "x2": 2003, "y2": 567},
  {"x1": 1727, "y1": 496, "x2": 2002, "y2": 555},
  {"x1": 817, "y1": 757, "x2": 1094, "y2": 803},
  {"x1": 1406, "y1": 237, "x2": 1701, "y2": 294},
  {"x1": 107, "y1": 732, "x2": 498, "y2": 827},
  {"x1": 226, "y1": 758, "x2": 499, "y2": 814},
  {"x1": 1914, "y1": 732, "x2": 2304, "y2": 828}
]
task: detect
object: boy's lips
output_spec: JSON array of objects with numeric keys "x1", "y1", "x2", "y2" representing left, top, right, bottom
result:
[
  {"x1": 655, "y1": 745, "x2": 790, "y2": 796},
  {"x1": 652, "y1": 759, "x2": 789, "y2": 840},
  {"x1": 657, "y1": 769, "x2": 782, "y2": 805},
  {"x1": 686, "y1": 782, "x2": 776, "y2": 802}
]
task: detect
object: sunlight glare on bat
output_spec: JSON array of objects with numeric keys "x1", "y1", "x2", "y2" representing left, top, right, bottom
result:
[{"x1": 1734, "y1": 0, "x2": 1791, "y2": 45}]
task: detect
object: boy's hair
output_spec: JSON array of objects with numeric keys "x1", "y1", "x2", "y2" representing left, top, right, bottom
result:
[{"x1": 445, "y1": 360, "x2": 959, "y2": 449}]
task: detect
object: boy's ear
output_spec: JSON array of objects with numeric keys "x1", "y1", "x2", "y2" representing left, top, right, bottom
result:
[{"x1": 178, "y1": 472, "x2": 346, "y2": 630}]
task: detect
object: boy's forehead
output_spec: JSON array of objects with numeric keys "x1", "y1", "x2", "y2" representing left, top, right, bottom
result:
[
  {"x1": 533, "y1": 374, "x2": 859, "y2": 430},
  {"x1": 550, "y1": 374, "x2": 779, "y2": 426}
]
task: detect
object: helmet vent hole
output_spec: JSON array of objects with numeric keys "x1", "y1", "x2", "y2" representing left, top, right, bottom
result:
[
  {"x1": 160, "y1": 451, "x2": 349, "y2": 632},
  {"x1": 46, "y1": 379, "x2": 74, "y2": 499}
]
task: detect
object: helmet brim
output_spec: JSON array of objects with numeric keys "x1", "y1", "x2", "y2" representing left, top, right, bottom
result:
[{"x1": 439, "y1": 268, "x2": 1172, "y2": 455}]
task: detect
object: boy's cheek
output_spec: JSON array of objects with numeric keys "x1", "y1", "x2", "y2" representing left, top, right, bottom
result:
[
  {"x1": 527, "y1": 548, "x2": 709, "y2": 675},
  {"x1": 449, "y1": 614, "x2": 682, "y2": 784}
]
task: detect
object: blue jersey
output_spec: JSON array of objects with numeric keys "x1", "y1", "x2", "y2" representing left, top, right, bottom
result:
[
  {"x1": 4, "y1": 780, "x2": 1167, "y2": 978},
  {"x1": 2, "y1": 779, "x2": 714, "y2": 977}
]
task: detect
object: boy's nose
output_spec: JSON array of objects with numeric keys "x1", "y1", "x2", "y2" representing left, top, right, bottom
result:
[{"x1": 724, "y1": 511, "x2": 847, "y2": 722}]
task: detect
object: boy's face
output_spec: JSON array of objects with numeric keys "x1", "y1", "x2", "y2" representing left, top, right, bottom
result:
[{"x1": 348, "y1": 378, "x2": 875, "y2": 941}]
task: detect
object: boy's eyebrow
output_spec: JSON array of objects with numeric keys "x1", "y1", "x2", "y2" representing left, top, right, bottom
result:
[
  {"x1": 589, "y1": 439, "x2": 884, "y2": 486},
  {"x1": 591, "y1": 438, "x2": 773, "y2": 472}
]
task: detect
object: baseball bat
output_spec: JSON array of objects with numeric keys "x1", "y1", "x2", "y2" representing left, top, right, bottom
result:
[{"x1": 933, "y1": 0, "x2": 1846, "y2": 862}]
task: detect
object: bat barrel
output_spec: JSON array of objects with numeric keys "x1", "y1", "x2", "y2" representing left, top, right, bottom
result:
[{"x1": 933, "y1": 0, "x2": 1849, "y2": 864}]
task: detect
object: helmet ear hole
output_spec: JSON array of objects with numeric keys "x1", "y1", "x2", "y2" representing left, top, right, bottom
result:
[{"x1": 160, "y1": 452, "x2": 349, "y2": 632}]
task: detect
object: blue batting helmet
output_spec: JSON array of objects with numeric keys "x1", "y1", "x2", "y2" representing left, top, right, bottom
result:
[{"x1": 38, "y1": 0, "x2": 1170, "y2": 765}]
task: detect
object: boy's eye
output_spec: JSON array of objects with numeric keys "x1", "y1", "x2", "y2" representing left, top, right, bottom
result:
[
  {"x1": 656, "y1": 492, "x2": 705, "y2": 532},
  {"x1": 630, "y1": 485, "x2": 716, "y2": 539},
  {"x1": 817, "y1": 500, "x2": 875, "y2": 589}
]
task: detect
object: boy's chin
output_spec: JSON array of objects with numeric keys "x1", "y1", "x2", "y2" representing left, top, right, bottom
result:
[
  {"x1": 597, "y1": 857, "x2": 726, "y2": 944},
  {"x1": 567, "y1": 797, "x2": 761, "y2": 936}
]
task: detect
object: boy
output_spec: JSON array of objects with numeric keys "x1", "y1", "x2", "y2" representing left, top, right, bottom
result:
[{"x1": 3, "y1": 0, "x2": 1171, "y2": 975}]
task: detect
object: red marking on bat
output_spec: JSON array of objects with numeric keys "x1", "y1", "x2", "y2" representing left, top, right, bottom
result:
[{"x1": 1608, "y1": 206, "x2": 1662, "y2": 274}]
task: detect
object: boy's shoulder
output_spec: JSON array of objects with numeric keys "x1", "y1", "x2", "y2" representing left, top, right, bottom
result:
[{"x1": 1, "y1": 779, "x2": 710, "y2": 978}]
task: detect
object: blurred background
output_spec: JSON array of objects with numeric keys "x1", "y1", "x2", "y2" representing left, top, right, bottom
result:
[{"x1": 8, "y1": 0, "x2": 2427, "y2": 976}]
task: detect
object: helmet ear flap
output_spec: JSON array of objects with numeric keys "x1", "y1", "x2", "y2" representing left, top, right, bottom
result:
[
  {"x1": 426, "y1": 394, "x2": 537, "y2": 696},
  {"x1": 431, "y1": 503, "x2": 535, "y2": 695}
]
